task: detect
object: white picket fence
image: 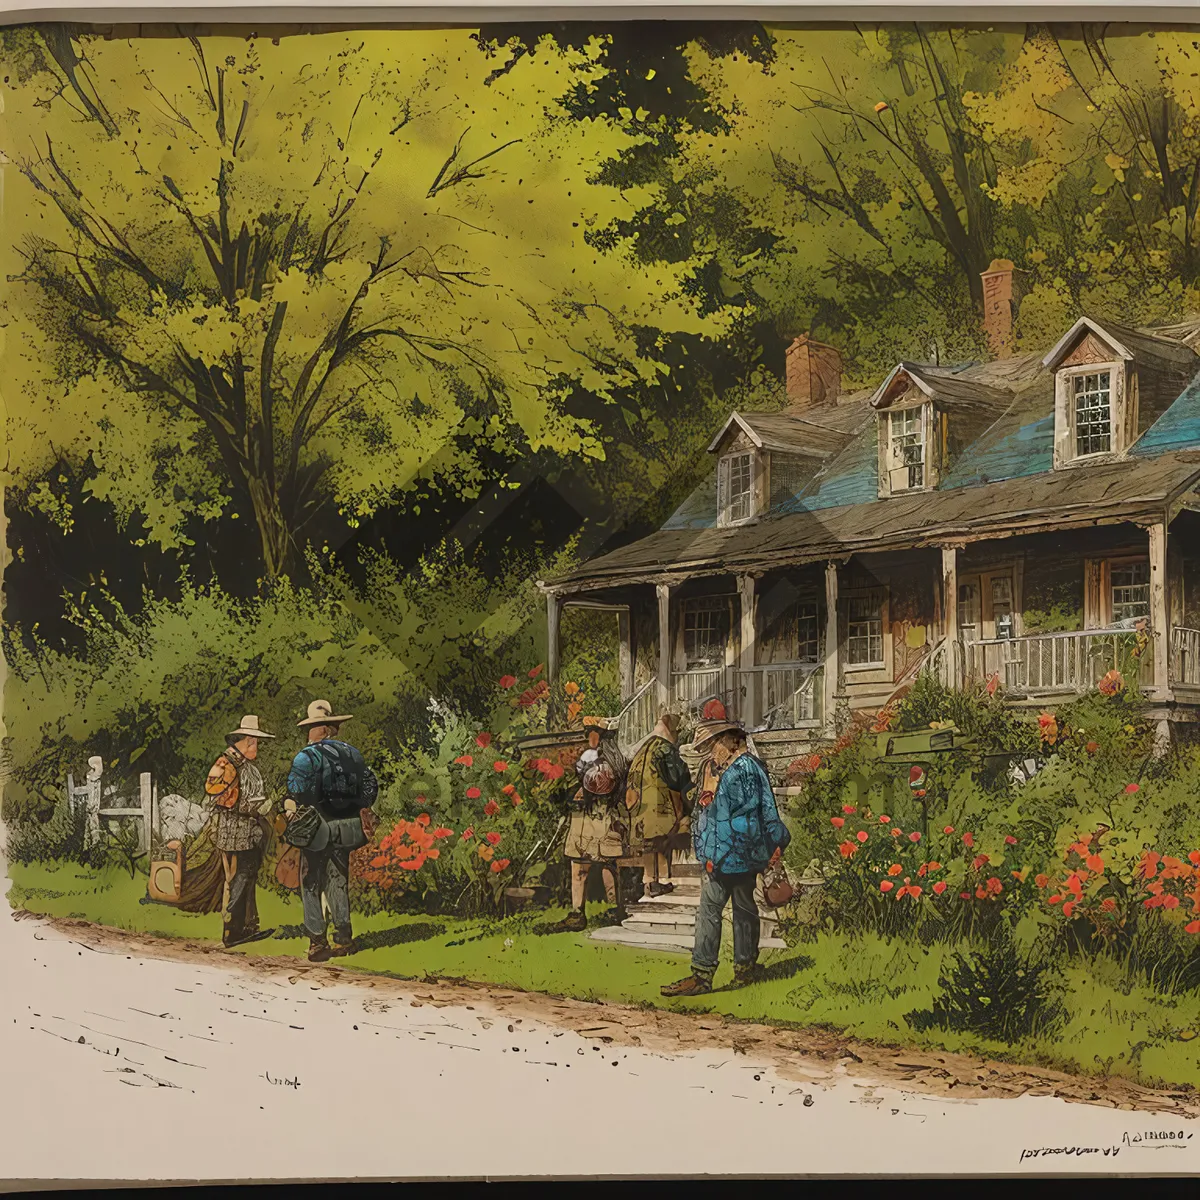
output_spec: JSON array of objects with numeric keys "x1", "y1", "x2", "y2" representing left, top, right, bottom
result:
[{"x1": 65, "y1": 757, "x2": 158, "y2": 855}]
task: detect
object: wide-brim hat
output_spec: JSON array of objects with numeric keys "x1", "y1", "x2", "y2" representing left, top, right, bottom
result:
[
  {"x1": 581, "y1": 714, "x2": 617, "y2": 734},
  {"x1": 297, "y1": 699, "x2": 354, "y2": 728},
  {"x1": 228, "y1": 715, "x2": 276, "y2": 740},
  {"x1": 689, "y1": 719, "x2": 744, "y2": 750}
]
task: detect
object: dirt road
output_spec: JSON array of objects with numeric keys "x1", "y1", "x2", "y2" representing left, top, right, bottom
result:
[{"x1": 1, "y1": 911, "x2": 1198, "y2": 1182}]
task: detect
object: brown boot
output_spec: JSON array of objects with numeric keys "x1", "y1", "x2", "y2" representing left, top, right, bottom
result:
[
  {"x1": 661, "y1": 974, "x2": 713, "y2": 997},
  {"x1": 330, "y1": 940, "x2": 356, "y2": 958},
  {"x1": 547, "y1": 910, "x2": 587, "y2": 933},
  {"x1": 307, "y1": 939, "x2": 333, "y2": 963}
]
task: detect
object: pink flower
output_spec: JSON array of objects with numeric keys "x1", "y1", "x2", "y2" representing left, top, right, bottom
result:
[
  {"x1": 909, "y1": 831, "x2": 921, "y2": 843},
  {"x1": 856, "y1": 831, "x2": 869, "y2": 843},
  {"x1": 831, "y1": 817, "x2": 845, "y2": 829}
]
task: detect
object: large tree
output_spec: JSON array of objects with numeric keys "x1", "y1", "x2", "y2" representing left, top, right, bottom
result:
[{"x1": 0, "y1": 26, "x2": 716, "y2": 579}]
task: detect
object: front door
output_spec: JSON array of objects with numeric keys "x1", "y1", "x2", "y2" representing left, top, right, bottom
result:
[{"x1": 959, "y1": 570, "x2": 1016, "y2": 680}]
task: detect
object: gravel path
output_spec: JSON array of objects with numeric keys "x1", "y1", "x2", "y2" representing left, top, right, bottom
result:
[{"x1": 1, "y1": 910, "x2": 1198, "y2": 1182}]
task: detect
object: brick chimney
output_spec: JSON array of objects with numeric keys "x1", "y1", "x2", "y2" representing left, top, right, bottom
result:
[
  {"x1": 786, "y1": 335, "x2": 842, "y2": 410},
  {"x1": 980, "y1": 259, "x2": 1026, "y2": 359}
]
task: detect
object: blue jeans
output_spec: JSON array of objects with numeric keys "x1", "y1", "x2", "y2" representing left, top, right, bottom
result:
[
  {"x1": 301, "y1": 846, "x2": 352, "y2": 945},
  {"x1": 692, "y1": 869, "x2": 759, "y2": 981}
]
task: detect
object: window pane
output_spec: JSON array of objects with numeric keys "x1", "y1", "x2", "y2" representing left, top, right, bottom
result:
[
  {"x1": 683, "y1": 599, "x2": 730, "y2": 667},
  {"x1": 847, "y1": 593, "x2": 884, "y2": 665},
  {"x1": 726, "y1": 453, "x2": 754, "y2": 522},
  {"x1": 1074, "y1": 370, "x2": 1111, "y2": 457},
  {"x1": 1111, "y1": 561, "x2": 1150, "y2": 626},
  {"x1": 889, "y1": 408, "x2": 925, "y2": 490}
]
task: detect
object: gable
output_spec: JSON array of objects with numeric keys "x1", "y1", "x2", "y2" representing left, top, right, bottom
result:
[{"x1": 1059, "y1": 332, "x2": 1120, "y2": 369}]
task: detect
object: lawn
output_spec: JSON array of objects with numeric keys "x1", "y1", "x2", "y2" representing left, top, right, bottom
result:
[{"x1": 8, "y1": 859, "x2": 1200, "y2": 1092}]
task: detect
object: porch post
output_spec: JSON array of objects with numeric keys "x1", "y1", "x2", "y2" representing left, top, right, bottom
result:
[
  {"x1": 617, "y1": 607, "x2": 634, "y2": 703},
  {"x1": 823, "y1": 562, "x2": 839, "y2": 735},
  {"x1": 546, "y1": 591, "x2": 562, "y2": 728},
  {"x1": 656, "y1": 583, "x2": 672, "y2": 711},
  {"x1": 1149, "y1": 520, "x2": 1171, "y2": 699},
  {"x1": 941, "y1": 544, "x2": 959, "y2": 688},
  {"x1": 737, "y1": 574, "x2": 758, "y2": 727}
]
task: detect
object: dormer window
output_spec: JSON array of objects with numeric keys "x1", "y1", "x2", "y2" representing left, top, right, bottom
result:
[
  {"x1": 887, "y1": 407, "x2": 926, "y2": 491},
  {"x1": 717, "y1": 450, "x2": 761, "y2": 527}
]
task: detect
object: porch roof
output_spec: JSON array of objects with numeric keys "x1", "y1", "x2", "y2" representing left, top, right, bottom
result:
[{"x1": 545, "y1": 449, "x2": 1200, "y2": 594}]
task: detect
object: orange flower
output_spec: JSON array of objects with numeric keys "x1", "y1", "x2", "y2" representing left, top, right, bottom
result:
[
  {"x1": 564, "y1": 681, "x2": 580, "y2": 696},
  {"x1": 499, "y1": 674, "x2": 517, "y2": 689},
  {"x1": 831, "y1": 817, "x2": 845, "y2": 828},
  {"x1": 567, "y1": 702, "x2": 583, "y2": 722},
  {"x1": 932, "y1": 881, "x2": 947, "y2": 895},
  {"x1": 1164, "y1": 895, "x2": 1181, "y2": 910},
  {"x1": 905, "y1": 885, "x2": 923, "y2": 899},
  {"x1": 478, "y1": 845, "x2": 495, "y2": 861},
  {"x1": 490, "y1": 859, "x2": 507, "y2": 873},
  {"x1": 986, "y1": 877, "x2": 1003, "y2": 895},
  {"x1": 476, "y1": 732, "x2": 493, "y2": 749},
  {"x1": 511, "y1": 793, "x2": 523, "y2": 806},
  {"x1": 1086, "y1": 854, "x2": 1105, "y2": 873},
  {"x1": 943, "y1": 826, "x2": 955, "y2": 834},
  {"x1": 544, "y1": 763, "x2": 565, "y2": 780},
  {"x1": 486, "y1": 831, "x2": 502, "y2": 846},
  {"x1": 1186, "y1": 921, "x2": 1200, "y2": 935},
  {"x1": 962, "y1": 832, "x2": 975, "y2": 848},
  {"x1": 1101, "y1": 898, "x2": 1117, "y2": 913},
  {"x1": 927, "y1": 861, "x2": 942, "y2": 872},
  {"x1": 975, "y1": 886, "x2": 987, "y2": 900},
  {"x1": 879, "y1": 815, "x2": 891, "y2": 824},
  {"x1": 493, "y1": 760, "x2": 509, "y2": 772},
  {"x1": 838, "y1": 841, "x2": 857, "y2": 859},
  {"x1": 856, "y1": 831, "x2": 869, "y2": 843},
  {"x1": 890, "y1": 828, "x2": 902, "y2": 838},
  {"x1": 879, "y1": 881, "x2": 894, "y2": 893},
  {"x1": 1085, "y1": 741, "x2": 1099, "y2": 754},
  {"x1": 909, "y1": 831, "x2": 921, "y2": 843},
  {"x1": 1062, "y1": 900, "x2": 1076, "y2": 917},
  {"x1": 1190, "y1": 850, "x2": 1200, "y2": 867},
  {"x1": 807, "y1": 754, "x2": 822, "y2": 771},
  {"x1": 483, "y1": 800, "x2": 499, "y2": 816},
  {"x1": 528, "y1": 664, "x2": 545, "y2": 678},
  {"x1": 415, "y1": 813, "x2": 430, "y2": 826},
  {"x1": 502, "y1": 784, "x2": 516, "y2": 795},
  {"x1": 1124, "y1": 783, "x2": 1140, "y2": 794},
  {"x1": 888, "y1": 864, "x2": 903, "y2": 876},
  {"x1": 454, "y1": 755, "x2": 474, "y2": 767},
  {"x1": 427, "y1": 848, "x2": 440, "y2": 860}
]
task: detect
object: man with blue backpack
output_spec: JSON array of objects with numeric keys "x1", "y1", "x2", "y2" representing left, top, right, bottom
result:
[{"x1": 283, "y1": 699, "x2": 379, "y2": 962}]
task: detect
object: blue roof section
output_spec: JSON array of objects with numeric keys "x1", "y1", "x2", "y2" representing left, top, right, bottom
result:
[
  {"x1": 1133, "y1": 374, "x2": 1200, "y2": 457},
  {"x1": 662, "y1": 474, "x2": 717, "y2": 530},
  {"x1": 776, "y1": 423, "x2": 880, "y2": 513},
  {"x1": 940, "y1": 414, "x2": 1055, "y2": 488}
]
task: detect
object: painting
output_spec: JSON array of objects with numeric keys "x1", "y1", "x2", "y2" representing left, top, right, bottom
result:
[{"x1": 5, "y1": 16, "x2": 1200, "y2": 1182}]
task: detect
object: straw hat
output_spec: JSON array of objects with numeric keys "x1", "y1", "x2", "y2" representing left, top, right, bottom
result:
[
  {"x1": 227, "y1": 715, "x2": 276, "y2": 740},
  {"x1": 296, "y1": 699, "x2": 354, "y2": 729},
  {"x1": 689, "y1": 719, "x2": 744, "y2": 751},
  {"x1": 582, "y1": 714, "x2": 617, "y2": 736}
]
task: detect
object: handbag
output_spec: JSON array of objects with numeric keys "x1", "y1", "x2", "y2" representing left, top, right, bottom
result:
[
  {"x1": 283, "y1": 804, "x2": 322, "y2": 848},
  {"x1": 761, "y1": 860, "x2": 795, "y2": 908}
]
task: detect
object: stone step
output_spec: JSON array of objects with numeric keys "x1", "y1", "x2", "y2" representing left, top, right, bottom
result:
[
  {"x1": 588, "y1": 924, "x2": 788, "y2": 952},
  {"x1": 623, "y1": 908, "x2": 779, "y2": 936}
]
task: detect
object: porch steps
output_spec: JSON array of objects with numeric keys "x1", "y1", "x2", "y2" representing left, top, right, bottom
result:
[{"x1": 589, "y1": 851, "x2": 787, "y2": 953}]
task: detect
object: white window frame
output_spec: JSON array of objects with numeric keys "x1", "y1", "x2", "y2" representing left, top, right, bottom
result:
[
  {"x1": 717, "y1": 450, "x2": 760, "y2": 528},
  {"x1": 845, "y1": 589, "x2": 887, "y2": 669},
  {"x1": 1109, "y1": 558, "x2": 1151, "y2": 629},
  {"x1": 1054, "y1": 361, "x2": 1125, "y2": 467}
]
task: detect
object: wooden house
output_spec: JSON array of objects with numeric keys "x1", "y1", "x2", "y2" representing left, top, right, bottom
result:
[{"x1": 538, "y1": 262, "x2": 1200, "y2": 778}]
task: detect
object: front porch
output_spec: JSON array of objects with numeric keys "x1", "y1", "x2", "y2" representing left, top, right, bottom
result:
[{"x1": 543, "y1": 511, "x2": 1200, "y2": 771}]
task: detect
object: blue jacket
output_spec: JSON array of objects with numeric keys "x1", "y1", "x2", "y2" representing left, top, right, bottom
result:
[
  {"x1": 287, "y1": 739, "x2": 378, "y2": 853},
  {"x1": 692, "y1": 752, "x2": 791, "y2": 876}
]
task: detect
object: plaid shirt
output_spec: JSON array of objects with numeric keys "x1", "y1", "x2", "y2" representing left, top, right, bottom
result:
[{"x1": 207, "y1": 746, "x2": 268, "y2": 853}]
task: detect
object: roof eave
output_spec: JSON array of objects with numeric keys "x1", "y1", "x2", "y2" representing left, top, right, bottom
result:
[
  {"x1": 1042, "y1": 317, "x2": 1133, "y2": 370},
  {"x1": 706, "y1": 411, "x2": 764, "y2": 454}
]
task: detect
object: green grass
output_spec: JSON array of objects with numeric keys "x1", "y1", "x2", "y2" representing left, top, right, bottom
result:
[{"x1": 8, "y1": 859, "x2": 1200, "y2": 1092}]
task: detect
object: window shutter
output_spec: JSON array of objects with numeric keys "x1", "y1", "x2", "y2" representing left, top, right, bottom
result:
[{"x1": 717, "y1": 455, "x2": 731, "y2": 526}]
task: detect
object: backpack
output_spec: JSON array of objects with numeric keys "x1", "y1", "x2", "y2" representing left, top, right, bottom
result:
[{"x1": 300, "y1": 740, "x2": 367, "y2": 811}]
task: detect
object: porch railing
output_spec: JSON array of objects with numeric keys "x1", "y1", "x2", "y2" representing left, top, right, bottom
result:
[
  {"x1": 743, "y1": 662, "x2": 824, "y2": 730},
  {"x1": 1171, "y1": 627, "x2": 1200, "y2": 687},
  {"x1": 616, "y1": 679, "x2": 658, "y2": 756},
  {"x1": 671, "y1": 665, "x2": 735, "y2": 715},
  {"x1": 966, "y1": 628, "x2": 1154, "y2": 695}
]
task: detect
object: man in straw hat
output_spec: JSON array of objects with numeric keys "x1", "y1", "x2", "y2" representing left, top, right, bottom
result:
[
  {"x1": 205, "y1": 715, "x2": 278, "y2": 949},
  {"x1": 283, "y1": 700, "x2": 378, "y2": 962},
  {"x1": 661, "y1": 718, "x2": 790, "y2": 997},
  {"x1": 547, "y1": 714, "x2": 628, "y2": 934},
  {"x1": 623, "y1": 709, "x2": 693, "y2": 898}
]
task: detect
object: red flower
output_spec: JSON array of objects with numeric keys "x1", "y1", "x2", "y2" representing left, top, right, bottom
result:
[
  {"x1": 806, "y1": 754, "x2": 822, "y2": 772},
  {"x1": 960, "y1": 891, "x2": 971, "y2": 900},
  {"x1": 962, "y1": 832, "x2": 975, "y2": 848},
  {"x1": 943, "y1": 825, "x2": 955, "y2": 835},
  {"x1": 476, "y1": 732, "x2": 493, "y2": 749},
  {"x1": 928, "y1": 861, "x2": 942, "y2": 872},
  {"x1": 490, "y1": 858, "x2": 511, "y2": 874},
  {"x1": 879, "y1": 880, "x2": 894, "y2": 893},
  {"x1": 1062, "y1": 900, "x2": 1076, "y2": 918},
  {"x1": 454, "y1": 755, "x2": 474, "y2": 767},
  {"x1": 1086, "y1": 854, "x2": 1105, "y2": 873},
  {"x1": 432, "y1": 827, "x2": 454, "y2": 839},
  {"x1": 528, "y1": 664, "x2": 545, "y2": 678},
  {"x1": 486, "y1": 831, "x2": 502, "y2": 846},
  {"x1": 511, "y1": 793, "x2": 523, "y2": 806},
  {"x1": 831, "y1": 817, "x2": 845, "y2": 828},
  {"x1": 986, "y1": 877, "x2": 1003, "y2": 895},
  {"x1": 909, "y1": 831, "x2": 921, "y2": 843},
  {"x1": 1124, "y1": 783, "x2": 1140, "y2": 794},
  {"x1": 501, "y1": 783, "x2": 516, "y2": 795},
  {"x1": 975, "y1": 887, "x2": 987, "y2": 900},
  {"x1": 879, "y1": 815, "x2": 891, "y2": 824},
  {"x1": 1048, "y1": 894, "x2": 1062, "y2": 904},
  {"x1": 1101, "y1": 898, "x2": 1117, "y2": 913},
  {"x1": 905, "y1": 885, "x2": 923, "y2": 899},
  {"x1": 415, "y1": 813, "x2": 430, "y2": 826},
  {"x1": 466, "y1": 787, "x2": 482, "y2": 800},
  {"x1": 493, "y1": 760, "x2": 509, "y2": 772},
  {"x1": 1165, "y1": 895, "x2": 1181, "y2": 910},
  {"x1": 1186, "y1": 921, "x2": 1200, "y2": 935},
  {"x1": 932, "y1": 881, "x2": 947, "y2": 895},
  {"x1": 518, "y1": 681, "x2": 550, "y2": 708},
  {"x1": 1005, "y1": 835, "x2": 1018, "y2": 846},
  {"x1": 544, "y1": 763, "x2": 565, "y2": 780},
  {"x1": 1190, "y1": 851, "x2": 1200, "y2": 866},
  {"x1": 972, "y1": 855, "x2": 989, "y2": 870},
  {"x1": 1035, "y1": 873, "x2": 1049, "y2": 888},
  {"x1": 891, "y1": 829, "x2": 902, "y2": 838},
  {"x1": 499, "y1": 675, "x2": 517, "y2": 689},
  {"x1": 856, "y1": 830, "x2": 869, "y2": 843},
  {"x1": 888, "y1": 864, "x2": 903, "y2": 876},
  {"x1": 842, "y1": 805, "x2": 857, "y2": 815},
  {"x1": 483, "y1": 800, "x2": 500, "y2": 817},
  {"x1": 838, "y1": 841, "x2": 857, "y2": 859},
  {"x1": 461, "y1": 827, "x2": 474, "y2": 840}
]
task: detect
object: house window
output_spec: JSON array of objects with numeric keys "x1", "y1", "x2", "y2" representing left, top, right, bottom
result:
[
  {"x1": 1073, "y1": 371, "x2": 1112, "y2": 457},
  {"x1": 682, "y1": 598, "x2": 731, "y2": 669},
  {"x1": 1111, "y1": 561, "x2": 1150, "y2": 627},
  {"x1": 759, "y1": 598, "x2": 820, "y2": 664},
  {"x1": 958, "y1": 582, "x2": 981, "y2": 643},
  {"x1": 888, "y1": 408, "x2": 925, "y2": 491},
  {"x1": 846, "y1": 593, "x2": 885, "y2": 666},
  {"x1": 991, "y1": 577, "x2": 1014, "y2": 640},
  {"x1": 717, "y1": 451, "x2": 757, "y2": 526}
]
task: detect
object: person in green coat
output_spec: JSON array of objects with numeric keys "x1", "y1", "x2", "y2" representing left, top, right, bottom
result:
[{"x1": 623, "y1": 711, "x2": 693, "y2": 897}]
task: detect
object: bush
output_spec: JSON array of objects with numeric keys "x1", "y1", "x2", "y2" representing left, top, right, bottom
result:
[
  {"x1": 907, "y1": 925, "x2": 1065, "y2": 1042},
  {"x1": 6, "y1": 799, "x2": 107, "y2": 869}
]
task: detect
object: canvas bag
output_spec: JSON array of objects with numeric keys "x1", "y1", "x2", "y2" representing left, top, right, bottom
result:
[{"x1": 297, "y1": 740, "x2": 367, "y2": 811}]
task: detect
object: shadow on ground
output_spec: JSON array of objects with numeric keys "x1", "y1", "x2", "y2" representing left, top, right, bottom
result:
[{"x1": 274, "y1": 922, "x2": 446, "y2": 948}]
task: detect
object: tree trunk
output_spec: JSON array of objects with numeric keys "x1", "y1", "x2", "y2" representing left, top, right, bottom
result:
[{"x1": 246, "y1": 476, "x2": 294, "y2": 579}]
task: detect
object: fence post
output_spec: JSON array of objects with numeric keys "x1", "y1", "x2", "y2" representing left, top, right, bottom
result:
[
  {"x1": 139, "y1": 773, "x2": 153, "y2": 855},
  {"x1": 85, "y1": 775, "x2": 102, "y2": 844}
]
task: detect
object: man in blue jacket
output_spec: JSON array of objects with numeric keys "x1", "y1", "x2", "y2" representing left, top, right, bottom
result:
[
  {"x1": 284, "y1": 699, "x2": 379, "y2": 962},
  {"x1": 662, "y1": 720, "x2": 790, "y2": 997}
]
